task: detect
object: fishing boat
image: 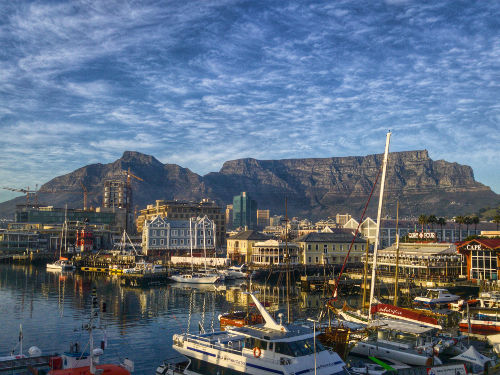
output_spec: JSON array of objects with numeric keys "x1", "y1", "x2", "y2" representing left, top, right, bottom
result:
[
  {"x1": 413, "y1": 288, "x2": 460, "y2": 306},
  {"x1": 47, "y1": 288, "x2": 134, "y2": 375},
  {"x1": 170, "y1": 292, "x2": 348, "y2": 375}
]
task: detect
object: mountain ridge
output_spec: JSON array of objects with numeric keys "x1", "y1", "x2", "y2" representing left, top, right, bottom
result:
[{"x1": 0, "y1": 150, "x2": 497, "y2": 220}]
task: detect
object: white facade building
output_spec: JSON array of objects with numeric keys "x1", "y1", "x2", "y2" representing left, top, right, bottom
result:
[{"x1": 142, "y1": 215, "x2": 215, "y2": 256}]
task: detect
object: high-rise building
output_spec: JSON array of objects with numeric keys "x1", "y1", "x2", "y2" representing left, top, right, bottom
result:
[
  {"x1": 225, "y1": 204, "x2": 233, "y2": 229},
  {"x1": 257, "y1": 209, "x2": 270, "y2": 229},
  {"x1": 103, "y1": 180, "x2": 127, "y2": 209},
  {"x1": 232, "y1": 192, "x2": 257, "y2": 229}
]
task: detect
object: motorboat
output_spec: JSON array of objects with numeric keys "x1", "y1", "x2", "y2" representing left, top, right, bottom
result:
[
  {"x1": 221, "y1": 264, "x2": 248, "y2": 280},
  {"x1": 170, "y1": 272, "x2": 220, "y2": 284},
  {"x1": 349, "y1": 319, "x2": 443, "y2": 366},
  {"x1": 459, "y1": 312, "x2": 500, "y2": 333},
  {"x1": 46, "y1": 258, "x2": 75, "y2": 272},
  {"x1": 413, "y1": 288, "x2": 460, "y2": 306},
  {"x1": 170, "y1": 293, "x2": 349, "y2": 375}
]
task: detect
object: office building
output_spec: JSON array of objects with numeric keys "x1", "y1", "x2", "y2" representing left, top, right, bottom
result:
[{"x1": 232, "y1": 192, "x2": 257, "y2": 229}]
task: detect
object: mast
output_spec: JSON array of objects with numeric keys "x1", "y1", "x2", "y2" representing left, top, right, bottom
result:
[
  {"x1": 361, "y1": 238, "x2": 370, "y2": 313},
  {"x1": 368, "y1": 131, "x2": 391, "y2": 320},
  {"x1": 285, "y1": 198, "x2": 290, "y2": 324},
  {"x1": 189, "y1": 218, "x2": 194, "y2": 273},
  {"x1": 64, "y1": 204, "x2": 68, "y2": 256},
  {"x1": 394, "y1": 200, "x2": 400, "y2": 306},
  {"x1": 203, "y1": 217, "x2": 207, "y2": 274}
]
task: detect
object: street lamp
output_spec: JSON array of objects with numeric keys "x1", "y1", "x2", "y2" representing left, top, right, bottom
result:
[{"x1": 307, "y1": 318, "x2": 319, "y2": 375}]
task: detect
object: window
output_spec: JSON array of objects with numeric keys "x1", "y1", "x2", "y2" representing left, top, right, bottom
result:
[
  {"x1": 307, "y1": 244, "x2": 311, "y2": 250},
  {"x1": 308, "y1": 257, "x2": 311, "y2": 263},
  {"x1": 354, "y1": 244, "x2": 357, "y2": 250},
  {"x1": 160, "y1": 230, "x2": 164, "y2": 236},
  {"x1": 180, "y1": 239, "x2": 184, "y2": 245},
  {"x1": 152, "y1": 239, "x2": 156, "y2": 245},
  {"x1": 160, "y1": 239, "x2": 164, "y2": 245},
  {"x1": 315, "y1": 244, "x2": 319, "y2": 251},
  {"x1": 172, "y1": 230, "x2": 178, "y2": 236},
  {"x1": 315, "y1": 257, "x2": 319, "y2": 263},
  {"x1": 153, "y1": 230, "x2": 157, "y2": 236},
  {"x1": 172, "y1": 239, "x2": 177, "y2": 245}
]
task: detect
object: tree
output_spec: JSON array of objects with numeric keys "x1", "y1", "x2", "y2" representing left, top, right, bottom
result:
[
  {"x1": 472, "y1": 216, "x2": 479, "y2": 235},
  {"x1": 464, "y1": 216, "x2": 473, "y2": 236},
  {"x1": 437, "y1": 217, "x2": 447, "y2": 241},
  {"x1": 428, "y1": 215, "x2": 437, "y2": 230},
  {"x1": 493, "y1": 215, "x2": 500, "y2": 231},
  {"x1": 418, "y1": 214, "x2": 428, "y2": 232},
  {"x1": 455, "y1": 216, "x2": 464, "y2": 241}
]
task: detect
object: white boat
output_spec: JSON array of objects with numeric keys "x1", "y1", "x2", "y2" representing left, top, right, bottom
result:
[
  {"x1": 169, "y1": 217, "x2": 219, "y2": 284},
  {"x1": 47, "y1": 258, "x2": 75, "y2": 271},
  {"x1": 221, "y1": 264, "x2": 248, "y2": 280},
  {"x1": 170, "y1": 272, "x2": 220, "y2": 284},
  {"x1": 170, "y1": 292, "x2": 348, "y2": 375},
  {"x1": 413, "y1": 288, "x2": 460, "y2": 305},
  {"x1": 350, "y1": 319, "x2": 442, "y2": 366}
]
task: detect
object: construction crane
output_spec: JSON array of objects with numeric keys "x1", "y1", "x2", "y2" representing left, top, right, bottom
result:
[
  {"x1": 80, "y1": 182, "x2": 88, "y2": 211},
  {"x1": 1, "y1": 186, "x2": 38, "y2": 205},
  {"x1": 122, "y1": 167, "x2": 143, "y2": 212}
]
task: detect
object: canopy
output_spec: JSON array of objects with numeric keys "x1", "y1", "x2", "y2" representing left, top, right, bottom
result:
[{"x1": 451, "y1": 345, "x2": 493, "y2": 367}]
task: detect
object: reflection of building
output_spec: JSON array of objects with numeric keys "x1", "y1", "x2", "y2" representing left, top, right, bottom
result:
[
  {"x1": 251, "y1": 239, "x2": 299, "y2": 266},
  {"x1": 136, "y1": 200, "x2": 225, "y2": 247},
  {"x1": 257, "y1": 209, "x2": 270, "y2": 229},
  {"x1": 226, "y1": 230, "x2": 270, "y2": 263},
  {"x1": 295, "y1": 229, "x2": 365, "y2": 266},
  {"x1": 142, "y1": 215, "x2": 215, "y2": 257},
  {"x1": 232, "y1": 192, "x2": 257, "y2": 229},
  {"x1": 368, "y1": 242, "x2": 463, "y2": 283},
  {"x1": 457, "y1": 238, "x2": 500, "y2": 281}
]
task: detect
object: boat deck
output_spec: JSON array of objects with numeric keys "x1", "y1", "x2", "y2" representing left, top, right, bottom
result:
[{"x1": 0, "y1": 355, "x2": 52, "y2": 374}]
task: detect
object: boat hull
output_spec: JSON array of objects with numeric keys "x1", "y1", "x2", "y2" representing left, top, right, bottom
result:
[
  {"x1": 49, "y1": 364, "x2": 130, "y2": 374},
  {"x1": 350, "y1": 341, "x2": 438, "y2": 366},
  {"x1": 170, "y1": 274, "x2": 219, "y2": 284},
  {"x1": 459, "y1": 320, "x2": 500, "y2": 333}
]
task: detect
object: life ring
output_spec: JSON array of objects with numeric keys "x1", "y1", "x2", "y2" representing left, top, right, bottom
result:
[{"x1": 253, "y1": 347, "x2": 262, "y2": 358}]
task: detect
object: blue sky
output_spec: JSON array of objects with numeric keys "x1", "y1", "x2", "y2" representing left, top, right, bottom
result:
[{"x1": 1, "y1": 0, "x2": 499, "y2": 203}]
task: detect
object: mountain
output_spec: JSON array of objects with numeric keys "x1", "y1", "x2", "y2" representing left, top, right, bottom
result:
[{"x1": 0, "y1": 150, "x2": 497, "y2": 220}]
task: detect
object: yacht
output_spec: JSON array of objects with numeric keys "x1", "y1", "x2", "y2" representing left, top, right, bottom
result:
[
  {"x1": 170, "y1": 272, "x2": 220, "y2": 284},
  {"x1": 169, "y1": 293, "x2": 348, "y2": 375},
  {"x1": 46, "y1": 258, "x2": 75, "y2": 271},
  {"x1": 413, "y1": 288, "x2": 460, "y2": 306},
  {"x1": 349, "y1": 319, "x2": 442, "y2": 366},
  {"x1": 221, "y1": 264, "x2": 248, "y2": 280}
]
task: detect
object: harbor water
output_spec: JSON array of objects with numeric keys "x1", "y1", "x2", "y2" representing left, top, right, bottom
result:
[{"x1": 0, "y1": 264, "x2": 332, "y2": 374}]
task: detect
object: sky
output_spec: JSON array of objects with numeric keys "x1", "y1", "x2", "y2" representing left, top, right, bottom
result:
[{"x1": 0, "y1": 0, "x2": 499, "y2": 203}]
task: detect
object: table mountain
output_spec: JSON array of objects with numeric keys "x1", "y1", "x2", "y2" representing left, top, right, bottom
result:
[{"x1": 0, "y1": 150, "x2": 497, "y2": 220}]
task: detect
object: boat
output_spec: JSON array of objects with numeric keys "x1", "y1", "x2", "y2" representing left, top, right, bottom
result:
[
  {"x1": 218, "y1": 310, "x2": 264, "y2": 330},
  {"x1": 47, "y1": 215, "x2": 75, "y2": 271},
  {"x1": 169, "y1": 217, "x2": 219, "y2": 284},
  {"x1": 169, "y1": 292, "x2": 349, "y2": 375},
  {"x1": 459, "y1": 312, "x2": 500, "y2": 333},
  {"x1": 413, "y1": 288, "x2": 460, "y2": 306},
  {"x1": 156, "y1": 355, "x2": 191, "y2": 375},
  {"x1": 349, "y1": 319, "x2": 442, "y2": 366},
  {"x1": 47, "y1": 258, "x2": 75, "y2": 271},
  {"x1": 47, "y1": 288, "x2": 134, "y2": 374},
  {"x1": 221, "y1": 264, "x2": 248, "y2": 280}
]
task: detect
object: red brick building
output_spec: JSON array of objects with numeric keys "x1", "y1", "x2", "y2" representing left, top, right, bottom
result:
[{"x1": 457, "y1": 238, "x2": 500, "y2": 281}]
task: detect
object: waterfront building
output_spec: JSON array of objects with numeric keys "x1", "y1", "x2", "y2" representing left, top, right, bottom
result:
[
  {"x1": 136, "y1": 199, "x2": 225, "y2": 247},
  {"x1": 457, "y1": 238, "x2": 500, "y2": 281},
  {"x1": 232, "y1": 192, "x2": 257, "y2": 229},
  {"x1": 336, "y1": 213, "x2": 352, "y2": 226},
  {"x1": 295, "y1": 229, "x2": 366, "y2": 266},
  {"x1": 142, "y1": 215, "x2": 215, "y2": 257},
  {"x1": 256, "y1": 209, "x2": 270, "y2": 229},
  {"x1": 344, "y1": 217, "x2": 496, "y2": 247},
  {"x1": 250, "y1": 239, "x2": 299, "y2": 266},
  {"x1": 226, "y1": 230, "x2": 270, "y2": 263},
  {"x1": 366, "y1": 242, "x2": 463, "y2": 284}
]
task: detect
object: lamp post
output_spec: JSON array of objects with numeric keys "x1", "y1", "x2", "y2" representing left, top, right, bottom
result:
[{"x1": 307, "y1": 318, "x2": 318, "y2": 375}]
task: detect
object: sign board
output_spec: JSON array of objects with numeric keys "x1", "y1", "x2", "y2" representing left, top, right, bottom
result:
[
  {"x1": 465, "y1": 243, "x2": 483, "y2": 251},
  {"x1": 427, "y1": 364, "x2": 467, "y2": 375},
  {"x1": 408, "y1": 232, "x2": 437, "y2": 240}
]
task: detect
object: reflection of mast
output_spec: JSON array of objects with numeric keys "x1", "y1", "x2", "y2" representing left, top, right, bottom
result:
[{"x1": 368, "y1": 131, "x2": 391, "y2": 321}]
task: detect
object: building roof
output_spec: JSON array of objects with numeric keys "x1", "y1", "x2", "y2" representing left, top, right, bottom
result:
[
  {"x1": 457, "y1": 238, "x2": 500, "y2": 250},
  {"x1": 295, "y1": 230, "x2": 364, "y2": 243},
  {"x1": 227, "y1": 230, "x2": 270, "y2": 241},
  {"x1": 379, "y1": 242, "x2": 457, "y2": 256}
]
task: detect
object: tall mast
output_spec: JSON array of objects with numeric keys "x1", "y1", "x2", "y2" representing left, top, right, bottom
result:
[
  {"x1": 190, "y1": 218, "x2": 194, "y2": 273},
  {"x1": 285, "y1": 198, "x2": 290, "y2": 324},
  {"x1": 368, "y1": 131, "x2": 391, "y2": 320},
  {"x1": 394, "y1": 200, "x2": 400, "y2": 306},
  {"x1": 203, "y1": 217, "x2": 207, "y2": 273}
]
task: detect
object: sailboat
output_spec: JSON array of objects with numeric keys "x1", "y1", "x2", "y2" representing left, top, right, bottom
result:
[
  {"x1": 47, "y1": 214, "x2": 75, "y2": 271},
  {"x1": 170, "y1": 216, "x2": 220, "y2": 284}
]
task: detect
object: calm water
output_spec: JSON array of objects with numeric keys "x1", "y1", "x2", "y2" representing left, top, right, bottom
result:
[{"x1": 0, "y1": 264, "x2": 338, "y2": 374}]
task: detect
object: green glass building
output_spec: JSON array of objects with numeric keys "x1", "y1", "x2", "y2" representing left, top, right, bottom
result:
[{"x1": 232, "y1": 192, "x2": 257, "y2": 229}]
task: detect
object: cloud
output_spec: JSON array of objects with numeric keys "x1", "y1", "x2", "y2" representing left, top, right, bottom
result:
[{"x1": 0, "y1": 0, "x2": 499, "y2": 201}]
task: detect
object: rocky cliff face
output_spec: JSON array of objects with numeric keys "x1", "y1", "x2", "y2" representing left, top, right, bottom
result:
[{"x1": 0, "y1": 150, "x2": 496, "y2": 219}]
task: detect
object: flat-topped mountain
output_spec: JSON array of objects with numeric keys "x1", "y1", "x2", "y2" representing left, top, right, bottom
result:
[{"x1": 0, "y1": 150, "x2": 497, "y2": 220}]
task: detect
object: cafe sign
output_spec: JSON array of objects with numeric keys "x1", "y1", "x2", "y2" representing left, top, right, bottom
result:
[
  {"x1": 465, "y1": 243, "x2": 483, "y2": 251},
  {"x1": 408, "y1": 232, "x2": 436, "y2": 240}
]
